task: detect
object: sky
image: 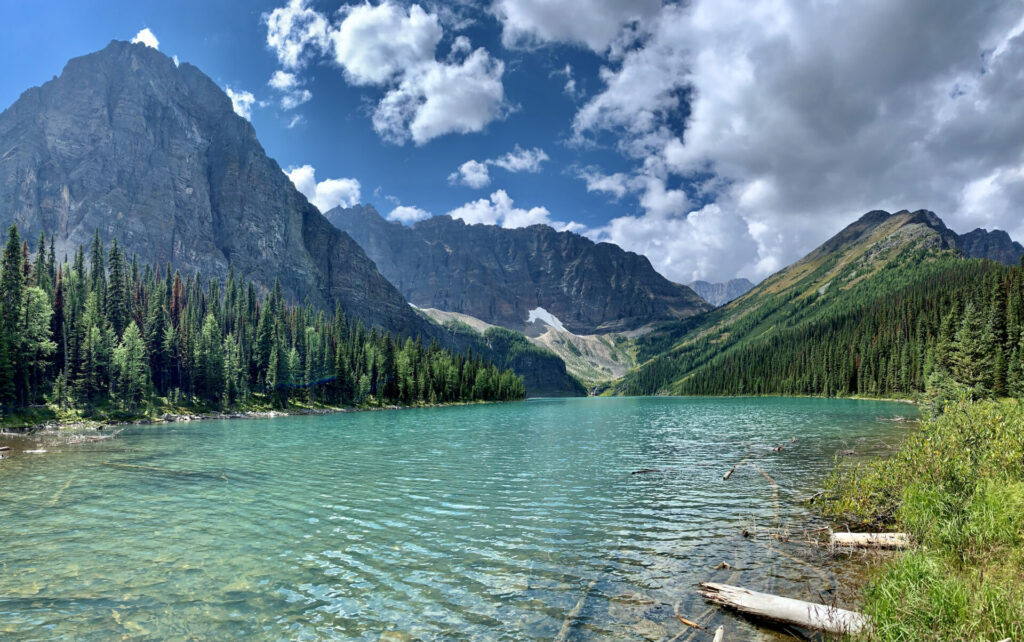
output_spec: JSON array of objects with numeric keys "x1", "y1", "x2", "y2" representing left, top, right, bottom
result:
[{"x1": 2, "y1": 0, "x2": 1023, "y2": 285}]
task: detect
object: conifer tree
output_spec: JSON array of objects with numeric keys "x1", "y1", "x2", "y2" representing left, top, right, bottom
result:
[{"x1": 113, "y1": 322, "x2": 148, "y2": 409}]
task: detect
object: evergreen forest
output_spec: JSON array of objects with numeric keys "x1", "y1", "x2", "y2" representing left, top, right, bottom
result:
[
  {"x1": 619, "y1": 248, "x2": 1024, "y2": 402},
  {"x1": 0, "y1": 225, "x2": 526, "y2": 418}
]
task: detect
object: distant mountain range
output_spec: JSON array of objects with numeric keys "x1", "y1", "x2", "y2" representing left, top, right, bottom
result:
[
  {"x1": 326, "y1": 204, "x2": 710, "y2": 335},
  {"x1": 688, "y1": 279, "x2": 755, "y2": 306}
]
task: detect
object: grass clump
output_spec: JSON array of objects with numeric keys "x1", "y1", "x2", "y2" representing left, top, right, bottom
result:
[{"x1": 816, "y1": 400, "x2": 1024, "y2": 640}]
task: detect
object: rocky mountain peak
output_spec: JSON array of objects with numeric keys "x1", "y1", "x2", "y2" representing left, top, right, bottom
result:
[{"x1": 0, "y1": 40, "x2": 427, "y2": 336}]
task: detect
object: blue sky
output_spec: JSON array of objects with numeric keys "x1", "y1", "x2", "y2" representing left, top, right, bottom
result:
[{"x1": 3, "y1": 1, "x2": 1023, "y2": 284}]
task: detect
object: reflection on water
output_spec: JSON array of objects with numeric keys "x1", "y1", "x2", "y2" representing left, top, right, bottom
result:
[{"x1": 0, "y1": 397, "x2": 916, "y2": 640}]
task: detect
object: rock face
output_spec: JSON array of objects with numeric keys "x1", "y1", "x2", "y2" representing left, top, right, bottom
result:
[
  {"x1": 327, "y1": 205, "x2": 710, "y2": 335},
  {"x1": 811, "y1": 210, "x2": 1023, "y2": 267},
  {"x1": 0, "y1": 40, "x2": 424, "y2": 336},
  {"x1": 689, "y1": 279, "x2": 755, "y2": 307},
  {"x1": 957, "y1": 228, "x2": 1024, "y2": 265}
]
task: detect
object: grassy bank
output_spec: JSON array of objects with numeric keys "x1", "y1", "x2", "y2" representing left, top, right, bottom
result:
[{"x1": 817, "y1": 399, "x2": 1024, "y2": 640}]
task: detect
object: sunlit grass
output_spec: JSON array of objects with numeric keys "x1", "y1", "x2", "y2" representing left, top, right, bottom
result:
[{"x1": 817, "y1": 400, "x2": 1024, "y2": 640}]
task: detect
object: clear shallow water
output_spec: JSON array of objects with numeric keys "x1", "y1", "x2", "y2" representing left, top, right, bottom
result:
[{"x1": 0, "y1": 397, "x2": 916, "y2": 640}]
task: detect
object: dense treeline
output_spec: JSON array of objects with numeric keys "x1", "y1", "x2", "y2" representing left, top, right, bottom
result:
[
  {"x1": 0, "y1": 225, "x2": 525, "y2": 414},
  {"x1": 620, "y1": 248, "x2": 1024, "y2": 400}
]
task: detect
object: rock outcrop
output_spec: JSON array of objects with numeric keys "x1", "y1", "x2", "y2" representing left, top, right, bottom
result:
[{"x1": 957, "y1": 228, "x2": 1024, "y2": 265}]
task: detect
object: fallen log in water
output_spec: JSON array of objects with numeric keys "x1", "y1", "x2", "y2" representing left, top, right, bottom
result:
[
  {"x1": 713, "y1": 626, "x2": 724, "y2": 642},
  {"x1": 830, "y1": 532, "x2": 910, "y2": 550},
  {"x1": 698, "y1": 582, "x2": 870, "y2": 634}
]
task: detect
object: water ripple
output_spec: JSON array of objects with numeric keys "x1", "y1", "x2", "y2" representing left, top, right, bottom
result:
[{"x1": 0, "y1": 397, "x2": 916, "y2": 640}]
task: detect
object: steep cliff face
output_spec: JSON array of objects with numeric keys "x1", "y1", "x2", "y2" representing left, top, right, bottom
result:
[
  {"x1": 0, "y1": 40, "x2": 424, "y2": 336},
  {"x1": 957, "y1": 228, "x2": 1024, "y2": 265},
  {"x1": 327, "y1": 205, "x2": 710, "y2": 335}
]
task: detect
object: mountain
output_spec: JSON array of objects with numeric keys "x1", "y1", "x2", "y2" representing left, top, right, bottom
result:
[
  {"x1": 326, "y1": 204, "x2": 710, "y2": 335},
  {"x1": 617, "y1": 209, "x2": 1021, "y2": 397},
  {"x1": 0, "y1": 40, "x2": 424, "y2": 336},
  {"x1": 957, "y1": 228, "x2": 1024, "y2": 265},
  {"x1": 688, "y1": 278, "x2": 755, "y2": 306},
  {"x1": 0, "y1": 40, "x2": 583, "y2": 397}
]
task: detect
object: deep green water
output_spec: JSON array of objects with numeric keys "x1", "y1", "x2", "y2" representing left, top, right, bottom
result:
[{"x1": 0, "y1": 397, "x2": 916, "y2": 640}]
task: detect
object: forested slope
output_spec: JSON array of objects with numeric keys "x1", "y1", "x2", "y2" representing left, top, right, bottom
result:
[
  {"x1": 618, "y1": 210, "x2": 1024, "y2": 399},
  {"x1": 0, "y1": 225, "x2": 526, "y2": 418}
]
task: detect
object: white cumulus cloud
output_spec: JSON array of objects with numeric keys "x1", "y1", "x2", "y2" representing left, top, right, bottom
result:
[
  {"x1": 264, "y1": 0, "x2": 329, "y2": 69},
  {"x1": 285, "y1": 165, "x2": 361, "y2": 212},
  {"x1": 371, "y1": 46, "x2": 506, "y2": 145},
  {"x1": 225, "y1": 87, "x2": 257, "y2": 120},
  {"x1": 268, "y1": 70, "x2": 299, "y2": 90},
  {"x1": 131, "y1": 28, "x2": 159, "y2": 49},
  {"x1": 263, "y1": 0, "x2": 508, "y2": 145},
  {"x1": 268, "y1": 70, "x2": 312, "y2": 111},
  {"x1": 446, "y1": 189, "x2": 579, "y2": 231},
  {"x1": 449, "y1": 160, "x2": 492, "y2": 189},
  {"x1": 329, "y1": 2, "x2": 443, "y2": 85},
  {"x1": 566, "y1": 0, "x2": 1024, "y2": 280},
  {"x1": 449, "y1": 146, "x2": 548, "y2": 188},
  {"x1": 388, "y1": 205, "x2": 432, "y2": 224}
]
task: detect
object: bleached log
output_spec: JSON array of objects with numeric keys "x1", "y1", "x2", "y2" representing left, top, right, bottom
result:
[
  {"x1": 830, "y1": 532, "x2": 910, "y2": 550},
  {"x1": 712, "y1": 626, "x2": 724, "y2": 642},
  {"x1": 698, "y1": 582, "x2": 870, "y2": 634}
]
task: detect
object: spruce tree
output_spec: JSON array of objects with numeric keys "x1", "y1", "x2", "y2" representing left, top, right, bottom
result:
[{"x1": 113, "y1": 322, "x2": 148, "y2": 409}]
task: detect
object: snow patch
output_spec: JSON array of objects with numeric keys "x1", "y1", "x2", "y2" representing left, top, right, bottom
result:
[{"x1": 527, "y1": 307, "x2": 566, "y2": 332}]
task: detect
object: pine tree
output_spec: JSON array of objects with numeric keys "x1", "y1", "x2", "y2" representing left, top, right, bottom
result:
[
  {"x1": 21, "y1": 287, "x2": 56, "y2": 401},
  {"x1": 106, "y1": 240, "x2": 130, "y2": 337},
  {"x1": 113, "y1": 322, "x2": 148, "y2": 409}
]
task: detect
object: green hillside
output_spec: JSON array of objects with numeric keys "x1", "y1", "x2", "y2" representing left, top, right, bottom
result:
[{"x1": 617, "y1": 210, "x2": 1024, "y2": 399}]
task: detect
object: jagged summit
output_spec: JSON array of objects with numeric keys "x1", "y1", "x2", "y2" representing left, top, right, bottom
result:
[
  {"x1": 0, "y1": 40, "x2": 426, "y2": 335},
  {"x1": 820, "y1": 209, "x2": 1021, "y2": 267},
  {"x1": 326, "y1": 204, "x2": 710, "y2": 335}
]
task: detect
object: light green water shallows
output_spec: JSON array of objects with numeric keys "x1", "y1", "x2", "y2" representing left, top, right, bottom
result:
[{"x1": 0, "y1": 397, "x2": 916, "y2": 640}]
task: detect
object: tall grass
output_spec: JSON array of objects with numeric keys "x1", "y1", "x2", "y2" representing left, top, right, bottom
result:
[{"x1": 817, "y1": 400, "x2": 1024, "y2": 640}]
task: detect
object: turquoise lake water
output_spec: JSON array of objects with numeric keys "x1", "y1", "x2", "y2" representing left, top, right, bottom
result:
[{"x1": 0, "y1": 397, "x2": 917, "y2": 640}]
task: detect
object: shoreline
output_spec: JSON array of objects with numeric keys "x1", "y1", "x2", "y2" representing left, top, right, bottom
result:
[{"x1": 0, "y1": 400, "x2": 504, "y2": 455}]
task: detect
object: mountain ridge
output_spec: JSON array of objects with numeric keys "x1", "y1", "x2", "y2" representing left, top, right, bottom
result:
[
  {"x1": 616, "y1": 208, "x2": 1023, "y2": 396},
  {"x1": 327, "y1": 204, "x2": 710, "y2": 335}
]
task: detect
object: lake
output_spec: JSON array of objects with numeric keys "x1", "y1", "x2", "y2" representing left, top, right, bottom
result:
[{"x1": 0, "y1": 397, "x2": 916, "y2": 640}]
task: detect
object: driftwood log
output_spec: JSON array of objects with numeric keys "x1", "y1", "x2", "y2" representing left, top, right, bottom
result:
[
  {"x1": 712, "y1": 626, "x2": 724, "y2": 642},
  {"x1": 830, "y1": 532, "x2": 910, "y2": 550},
  {"x1": 698, "y1": 582, "x2": 870, "y2": 634}
]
